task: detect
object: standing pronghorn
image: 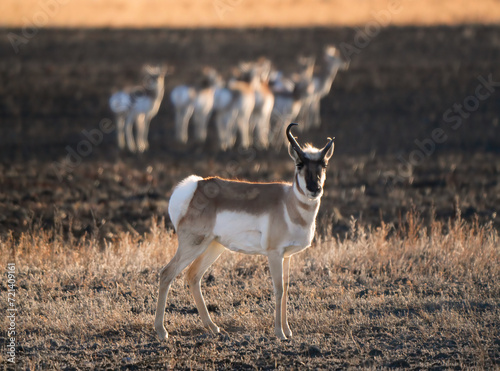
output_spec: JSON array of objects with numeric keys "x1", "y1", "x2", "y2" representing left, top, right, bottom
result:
[
  {"x1": 109, "y1": 65, "x2": 167, "y2": 153},
  {"x1": 249, "y1": 58, "x2": 274, "y2": 149},
  {"x1": 171, "y1": 67, "x2": 220, "y2": 144},
  {"x1": 227, "y1": 63, "x2": 259, "y2": 148},
  {"x1": 307, "y1": 46, "x2": 349, "y2": 128},
  {"x1": 154, "y1": 123, "x2": 335, "y2": 340},
  {"x1": 213, "y1": 62, "x2": 259, "y2": 149},
  {"x1": 269, "y1": 58, "x2": 315, "y2": 149}
]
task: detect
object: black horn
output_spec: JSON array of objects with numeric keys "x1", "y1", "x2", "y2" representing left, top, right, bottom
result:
[
  {"x1": 320, "y1": 137, "x2": 335, "y2": 159},
  {"x1": 286, "y1": 123, "x2": 305, "y2": 159}
]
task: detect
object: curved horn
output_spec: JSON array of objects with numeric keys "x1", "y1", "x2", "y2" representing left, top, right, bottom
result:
[
  {"x1": 286, "y1": 123, "x2": 305, "y2": 159},
  {"x1": 320, "y1": 137, "x2": 335, "y2": 159}
]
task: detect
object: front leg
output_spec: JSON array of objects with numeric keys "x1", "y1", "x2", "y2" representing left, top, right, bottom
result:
[
  {"x1": 282, "y1": 256, "x2": 292, "y2": 338},
  {"x1": 268, "y1": 253, "x2": 287, "y2": 340}
]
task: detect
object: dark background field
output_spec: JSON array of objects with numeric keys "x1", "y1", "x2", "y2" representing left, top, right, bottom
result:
[{"x1": 1, "y1": 25, "x2": 499, "y2": 239}]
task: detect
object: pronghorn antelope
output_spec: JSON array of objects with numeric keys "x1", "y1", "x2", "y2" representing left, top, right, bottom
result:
[
  {"x1": 213, "y1": 62, "x2": 259, "y2": 150},
  {"x1": 307, "y1": 46, "x2": 349, "y2": 128},
  {"x1": 227, "y1": 63, "x2": 259, "y2": 148},
  {"x1": 269, "y1": 58, "x2": 315, "y2": 150},
  {"x1": 213, "y1": 86, "x2": 238, "y2": 150},
  {"x1": 269, "y1": 70, "x2": 295, "y2": 95},
  {"x1": 171, "y1": 67, "x2": 220, "y2": 144},
  {"x1": 249, "y1": 58, "x2": 274, "y2": 149},
  {"x1": 295, "y1": 56, "x2": 318, "y2": 130},
  {"x1": 154, "y1": 123, "x2": 335, "y2": 340},
  {"x1": 109, "y1": 65, "x2": 167, "y2": 153}
]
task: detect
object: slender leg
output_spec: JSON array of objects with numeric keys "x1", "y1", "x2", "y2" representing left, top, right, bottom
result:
[
  {"x1": 227, "y1": 109, "x2": 238, "y2": 149},
  {"x1": 116, "y1": 114, "x2": 126, "y2": 149},
  {"x1": 256, "y1": 102, "x2": 272, "y2": 149},
  {"x1": 154, "y1": 236, "x2": 212, "y2": 341},
  {"x1": 193, "y1": 107, "x2": 211, "y2": 143},
  {"x1": 282, "y1": 256, "x2": 292, "y2": 337},
  {"x1": 215, "y1": 111, "x2": 227, "y2": 150},
  {"x1": 237, "y1": 110, "x2": 251, "y2": 148},
  {"x1": 268, "y1": 253, "x2": 286, "y2": 340},
  {"x1": 124, "y1": 113, "x2": 137, "y2": 152},
  {"x1": 135, "y1": 113, "x2": 146, "y2": 153},
  {"x1": 175, "y1": 105, "x2": 193, "y2": 144},
  {"x1": 143, "y1": 114, "x2": 152, "y2": 151},
  {"x1": 186, "y1": 241, "x2": 225, "y2": 333}
]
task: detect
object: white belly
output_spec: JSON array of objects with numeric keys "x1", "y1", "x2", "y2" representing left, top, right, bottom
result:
[{"x1": 213, "y1": 211, "x2": 269, "y2": 255}]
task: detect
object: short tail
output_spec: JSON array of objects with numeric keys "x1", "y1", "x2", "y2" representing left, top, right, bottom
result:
[{"x1": 168, "y1": 175, "x2": 203, "y2": 230}]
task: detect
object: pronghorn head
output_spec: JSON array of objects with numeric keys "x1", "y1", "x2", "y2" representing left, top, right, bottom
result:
[
  {"x1": 142, "y1": 64, "x2": 167, "y2": 90},
  {"x1": 297, "y1": 56, "x2": 316, "y2": 79},
  {"x1": 269, "y1": 70, "x2": 294, "y2": 93},
  {"x1": 324, "y1": 45, "x2": 350, "y2": 71},
  {"x1": 200, "y1": 67, "x2": 221, "y2": 88},
  {"x1": 234, "y1": 62, "x2": 260, "y2": 86},
  {"x1": 287, "y1": 123, "x2": 334, "y2": 200},
  {"x1": 256, "y1": 57, "x2": 272, "y2": 82}
]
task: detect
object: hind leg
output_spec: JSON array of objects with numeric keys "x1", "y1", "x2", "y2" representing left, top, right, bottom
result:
[
  {"x1": 124, "y1": 113, "x2": 137, "y2": 152},
  {"x1": 154, "y1": 235, "x2": 213, "y2": 341},
  {"x1": 116, "y1": 114, "x2": 126, "y2": 149},
  {"x1": 117, "y1": 117, "x2": 125, "y2": 149},
  {"x1": 175, "y1": 105, "x2": 194, "y2": 144},
  {"x1": 236, "y1": 111, "x2": 252, "y2": 148},
  {"x1": 142, "y1": 114, "x2": 152, "y2": 151},
  {"x1": 186, "y1": 241, "x2": 226, "y2": 333}
]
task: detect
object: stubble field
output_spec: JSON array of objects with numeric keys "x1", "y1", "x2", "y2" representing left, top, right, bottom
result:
[{"x1": 0, "y1": 25, "x2": 499, "y2": 369}]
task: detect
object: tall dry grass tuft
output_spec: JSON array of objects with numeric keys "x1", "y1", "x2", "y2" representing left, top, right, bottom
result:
[
  {"x1": 1, "y1": 212, "x2": 498, "y2": 369},
  {"x1": 314, "y1": 210, "x2": 499, "y2": 282}
]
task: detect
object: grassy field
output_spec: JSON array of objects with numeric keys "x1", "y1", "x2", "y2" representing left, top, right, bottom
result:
[{"x1": 1, "y1": 211, "x2": 498, "y2": 369}]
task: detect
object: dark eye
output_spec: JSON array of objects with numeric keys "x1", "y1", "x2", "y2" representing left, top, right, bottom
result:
[{"x1": 296, "y1": 163, "x2": 304, "y2": 170}]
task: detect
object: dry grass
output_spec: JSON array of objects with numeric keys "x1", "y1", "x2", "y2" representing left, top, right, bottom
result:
[
  {"x1": 2, "y1": 0, "x2": 500, "y2": 28},
  {"x1": 1, "y1": 212, "x2": 499, "y2": 369}
]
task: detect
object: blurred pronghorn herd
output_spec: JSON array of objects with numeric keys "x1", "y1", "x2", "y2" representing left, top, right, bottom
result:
[{"x1": 109, "y1": 45, "x2": 348, "y2": 152}]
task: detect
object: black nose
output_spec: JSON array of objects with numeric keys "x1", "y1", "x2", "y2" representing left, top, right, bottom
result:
[{"x1": 308, "y1": 185, "x2": 321, "y2": 194}]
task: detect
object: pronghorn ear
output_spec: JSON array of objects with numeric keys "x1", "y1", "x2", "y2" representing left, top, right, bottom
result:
[
  {"x1": 288, "y1": 143, "x2": 301, "y2": 163},
  {"x1": 323, "y1": 141, "x2": 335, "y2": 161}
]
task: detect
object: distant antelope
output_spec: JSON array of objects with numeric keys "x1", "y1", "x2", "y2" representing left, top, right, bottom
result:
[
  {"x1": 296, "y1": 56, "x2": 318, "y2": 130},
  {"x1": 154, "y1": 123, "x2": 335, "y2": 341},
  {"x1": 213, "y1": 62, "x2": 259, "y2": 150},
  {"x1": 307, "y1": 46, "x2": 349, "y2": 128},
  {"x1": 249, "y1": 58, "x2": 274, "y2": 149},
  {"x1": 269, "y1": 58, "x2": 315, "y2": 149},
  {"x1": 171, "y1": 67, "x2": 220, "y2": 144},
  {"x1": 213, "y1": 86, "x2": 238, "y2": 151},
  {"x1": 228, "y1": 63, "x2": 259, "y2": 148},
  {"x1": 109, "y1": 65, "x2": 167, "y2": 153}
]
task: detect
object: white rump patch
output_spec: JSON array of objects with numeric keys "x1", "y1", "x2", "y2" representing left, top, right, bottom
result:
[
  {"x1": 168, "y1": 175, "x2": 203, "y2": 230},
  {"x1": 213, "y1": 88, "x2": 233, "y2": 110},
  {"x1": 109, "y1": 91, "x2": 131, "y2": 113},
  {"x1": 170, "y1": 85, "x2": 194, "y2": 107}
]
